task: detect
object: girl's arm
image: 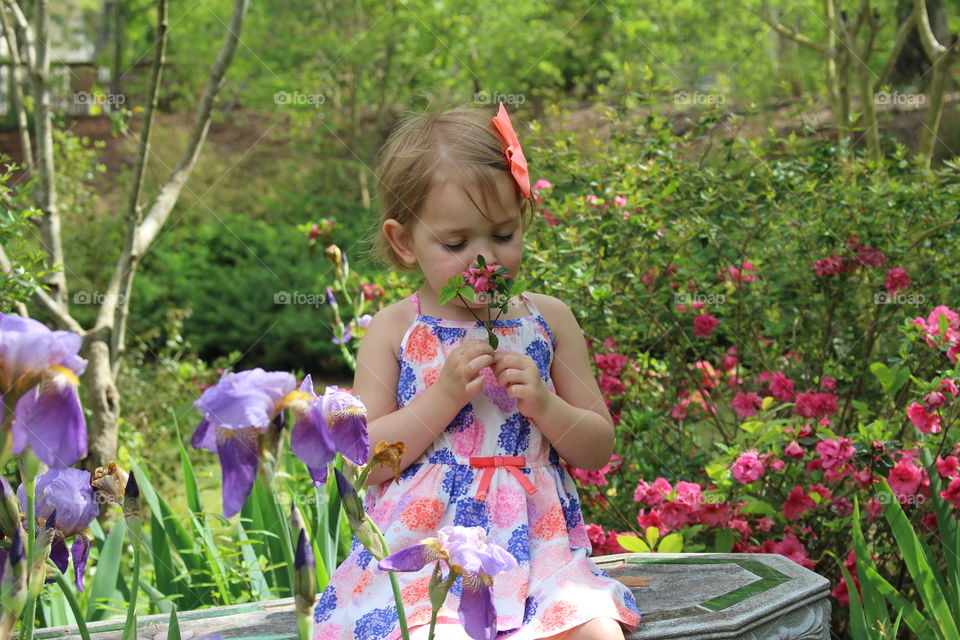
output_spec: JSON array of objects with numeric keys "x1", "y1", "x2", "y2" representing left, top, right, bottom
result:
[
  {"x1": 354, "y1": 306, "x2": 491, "y2": 485},
  {"x1": 533, "y1": 295, "x2": 615, "y2": 470}
]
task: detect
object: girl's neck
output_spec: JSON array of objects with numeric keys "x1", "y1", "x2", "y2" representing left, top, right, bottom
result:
[{"x1": 416, "y1": 285, "x2": 530, "y2": 322}]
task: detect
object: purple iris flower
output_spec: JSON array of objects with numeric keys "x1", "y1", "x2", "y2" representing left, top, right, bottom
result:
[
  {"x1": 17, "y1": 468, "x2": 97, "y2": 591},
  {"x1": 191, "y1": 369, "x2": 372, "y2": 518},
  {"x1": 191, "y1": 368, "x2": 297, "y2": 518},
  {"x1": 0, "y1": 314, "x2": 88, "y2": 468},
  {"x1": 289, "y1": 376, "x2": 369, "y2": 486},
  {"x1": 378, "y1": 526, "x2": 518, "y2": 640},
  {"x1": 330, "y1": 314, "x2": 372, "y2": 345}
]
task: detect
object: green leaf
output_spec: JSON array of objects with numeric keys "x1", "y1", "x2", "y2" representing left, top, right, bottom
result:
[
  {"x1": 739, "y1": 420, "x2": 763, "y2": 434},
  {"x1": 869, "y1": 362, "x2": 893, "y2": 393},
  {"x1": 714, "y1": 529, "x2": 734, "y2": 553},
  {"x1": 644, "y1": 526, "x2": 660, "y2": 548},
  {"x1": 838, "y1": 561, "x2": 868, "y2": 638},
  {"x1": 167, "y1": 606, "x2": 181, "y2": 640},
  {"x1": 738, "y1": 500, "x2": 775, "y2": 515},
  {"x1": 658, "y1": 533, "x2": 683, "y2": 553},
  {"x1": 86, "y1": 518, "x2": 126, "y2": 621},
  {"x1": 237, "y1": 519, "x2": 274, "y2": 601},
  {"x1": 877, "y1": 481, "x2": 959, "y2": 638},
  {"x1": 616, "y1": 534, "x2": 651, "y2": 553}
]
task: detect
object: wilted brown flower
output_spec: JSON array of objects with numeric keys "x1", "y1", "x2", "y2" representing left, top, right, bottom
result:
[
  {"x1": 324, "y1": 244, "x2": 342, "y2": 265},
  {"x1": 371, "y1": 441, "x2": 405, "y2": 483},
  {"x1": 91, "y1": 462, "x2": 128, "y2": 506}
]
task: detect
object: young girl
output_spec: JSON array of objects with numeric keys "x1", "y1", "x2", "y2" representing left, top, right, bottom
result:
[{"x1": 313, "y1": 104, "x2": 640, "y2": 640}]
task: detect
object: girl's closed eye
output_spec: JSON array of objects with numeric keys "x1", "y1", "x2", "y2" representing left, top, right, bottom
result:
[{"x1": 442, "y1": 233, "x2": 515, "y2": 252}]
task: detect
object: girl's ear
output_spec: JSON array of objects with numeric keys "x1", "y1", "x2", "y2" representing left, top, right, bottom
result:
[{"x1": 382, "y1": 219, "x2": 417, "y2": 266}]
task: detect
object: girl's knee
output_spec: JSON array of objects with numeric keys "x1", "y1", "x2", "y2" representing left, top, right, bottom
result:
[{"x1": 565, "y1": 617, "x2": 626, "y2": 640}]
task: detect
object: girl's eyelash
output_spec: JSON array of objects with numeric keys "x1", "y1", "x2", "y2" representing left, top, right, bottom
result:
[{"x1": 442, "y1": 233, "x2": 514, "y2": 252}]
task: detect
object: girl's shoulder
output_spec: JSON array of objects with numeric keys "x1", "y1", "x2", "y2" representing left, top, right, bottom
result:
[
  {"x1": 366, "y1": 296, "x2": 417, "y2": 362},
  {"x1": 525, "y1": 292, "x2": 579, "y2": 346},
  {"x1": 524, "y1": 292, "x2": 569, "y2": 324}
]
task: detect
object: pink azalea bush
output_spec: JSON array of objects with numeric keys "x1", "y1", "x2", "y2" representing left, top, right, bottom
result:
[{"x1": 523, "y1": 120, "x2": 960, "y2": 634}]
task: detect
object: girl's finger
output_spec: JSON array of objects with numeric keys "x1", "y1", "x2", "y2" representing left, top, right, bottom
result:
[{"x1": 467, "y1": 354, "x2": 493, "y2": 376}]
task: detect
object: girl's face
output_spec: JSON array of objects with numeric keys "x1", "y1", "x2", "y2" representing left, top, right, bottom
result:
[{"x1": 388, "y1": 170, "x2": 524, "y2": 313}]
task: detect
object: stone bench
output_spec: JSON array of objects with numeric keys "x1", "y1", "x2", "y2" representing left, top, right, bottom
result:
[{"x1": 25, "y1": 553, "x2": 831, "y2": 640}]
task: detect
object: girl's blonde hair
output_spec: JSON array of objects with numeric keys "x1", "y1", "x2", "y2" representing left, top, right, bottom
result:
[{"x1": 370, "y1": 103, "x2": 534, "y2": 272}]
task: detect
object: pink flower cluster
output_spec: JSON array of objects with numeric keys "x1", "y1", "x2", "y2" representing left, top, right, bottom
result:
[
  {"x1": 584, "y1": 523, "x2": 631, "y2": 556},
  {"x1": 907, "y1": 378, "x2": 958, "y2": 434},
  {"x1": 568, "y1": 454, "x2": 622, "y2": 487},
  {"x1": 812, "y1": 236, "x2": 892, "y2": 279},
  {"x1": 717, "y1": 261, "x2": 756, "y2": 288},
  {"x1": 461, "y1": 263, "x2": 499, "y2": 293},
  {"x1": 912, "y1": 306, "x2": 960, "y2": 363}
]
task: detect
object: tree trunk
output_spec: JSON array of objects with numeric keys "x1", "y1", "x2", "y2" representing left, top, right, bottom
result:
[
  {"x1": 82, "y1": 335, "x2": 120, "y2": 473},
  {"x1": 29, "y1": 0, "x2": 69, "y2": 308},
  {"x1": 84, "y1": 0, "x2": 250, "y2": 469},
  {"x1": 893, "y1": 0, "x2": 948, "y2": 90}
]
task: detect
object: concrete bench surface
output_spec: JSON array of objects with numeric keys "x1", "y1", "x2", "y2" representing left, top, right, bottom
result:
[{"x1": 23, "y1": 553, "x2": 831, "y2": 640}]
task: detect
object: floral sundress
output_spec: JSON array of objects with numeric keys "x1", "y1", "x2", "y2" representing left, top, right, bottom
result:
[{"x1": 313, "y1": 291, "x2": 641, "y2": 639}]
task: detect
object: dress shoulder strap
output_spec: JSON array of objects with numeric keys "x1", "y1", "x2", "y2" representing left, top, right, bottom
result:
[
  {"x1": 519, "y1": 291, "x2": 540, "y2": 316},
  {"x1": 410, "y1": 291, "x2": 421, "y2": 315}
]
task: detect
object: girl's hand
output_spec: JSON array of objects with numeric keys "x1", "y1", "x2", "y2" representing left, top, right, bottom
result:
[
  {"x1": 437, "y1": 338, "x2": 495, "y2": 408},
  {"x1": 492, "y1": 350, "x2": 552, "y2": 422}
]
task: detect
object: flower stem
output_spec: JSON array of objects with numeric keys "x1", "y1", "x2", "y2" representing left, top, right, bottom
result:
[
  {"x1": 19, "y1": 460, "x2": 36, "y2": 640},
  {"x1": 269, "y1": 485, "x2": 296, "y2": 596},
  {"x1": 122, "y1": 519, "x2": 142, "y2": 640},
  {"x1": 370, "y1": 523, "x2": 409, "y2": 640},
  {"x1": 296, "y1": 610, "x2": 313, "y2": 640},
  {"x1": 52, "y1": 571, "x2": 91, "y2": 640}
]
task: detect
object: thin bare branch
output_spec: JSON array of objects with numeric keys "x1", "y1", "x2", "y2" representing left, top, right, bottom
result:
[
  {"x1": 755, "y1": 9, "x2": 829, "y2": 55},
  {"x1": 875, "y1": 12, "x2": 916, "y2": 91},
  {"x1": 914, "y1": 0, "x2": 947, "y2": 60}
]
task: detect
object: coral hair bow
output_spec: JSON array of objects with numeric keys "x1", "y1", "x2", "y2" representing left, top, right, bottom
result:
[{"x1": 491, "y1": 103, "x2": 531, "y2": 199}]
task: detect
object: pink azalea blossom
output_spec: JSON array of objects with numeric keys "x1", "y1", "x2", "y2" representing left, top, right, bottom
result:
[
  {"x1": 613, "y1": 195, "x2": 628, "y2": 207},
  {"x1": 594, "y1": 353, "x2": 628, "y2": 378},
  {"x1": 887, "y1": 458, "x2": 923, "y2": 501},
  {"x1": 770, "y1": 372, "x2": 796, "y2": 402},
  {"x1": 815, "y1": 437, "x2": 854, "y2": 471},
  {"x1": 731, "y1": 392, "x2": 763, "y2": 419},
  {"x1": 940, "y1": 379, "x2": 959, "y2": 396},
  {"x1": 673, "y1": 481, "x2": 703, "y2": 509},
  {"x1": 940, "y1": 477, "x2": 960, "y2": 508},
  {"x1": 634, "y1": 477, "x2": 672, "y2": 506},
  {"x1": 660, "y1": 500, "x2": 697, "y2": 529},
  {"x1": 699, "y1": 502, "x2": 733, "y2": 527},
  {"x1": 532, "y1": 178, "x2": 552, "y2": 191},
  {"x1": 637, "y1": 509, "x2": 668, "y2": 536},
  {"x1": 755, "y1": 517, "x2": 774, "y2": 533},
  {"x1": 813, "y1": 256, "x2": 846, "y2": 277},
  {"x1": 569, "y1": 454, "x2": 622, "y2": 487},
  {"x1": 782, "y1": 486, "x2": 816, "y2": 520},
  {"x1": 907, "y1": 402, "x2": 942, "y2": 434},
  {"x1": 584, "y1": 194, "x2": 599, "y2": 206},
  {"x1": 461, "y1": 263, "x2": 499, "y2": 293},
  {"x1": 820, "y1": 376, "x2": 837, "y2": 391},
  {"x1": 937, "y1": 455, "x2": 959, "y2": 478},
  {"x1": 853, "y1": 467, "x2": 875, "y2": 489},
  {"x1": 693, "y1": 313, "x2": 719, "y2": 338},
  {"x1": 731, "y1": 451, "x2": 765, "y2": 484},
  {"x1": 598, "y1": 374, "x2": 626, "y2": 396},
  {"x1": 832, "y1": 497, "x2": 854, "y2": 517},
  {"x1": 784, "y1": 441, "x2": 805, "y2": 460},
  {"x1": 855, "y1": 245, "x2": 887, "y2": 268},
  {"x1": 924, "y1": 391, "x2": 946, "y2": 410},
  {"x1": 772, "y1": 532, "x2": 815, "y2": 569},
  {"x1": 795, "y1": 392, "x2": 839, "y2": 419},
  {"x1": 885, "y1": 267, "x2": 911, "y2": 294}
]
